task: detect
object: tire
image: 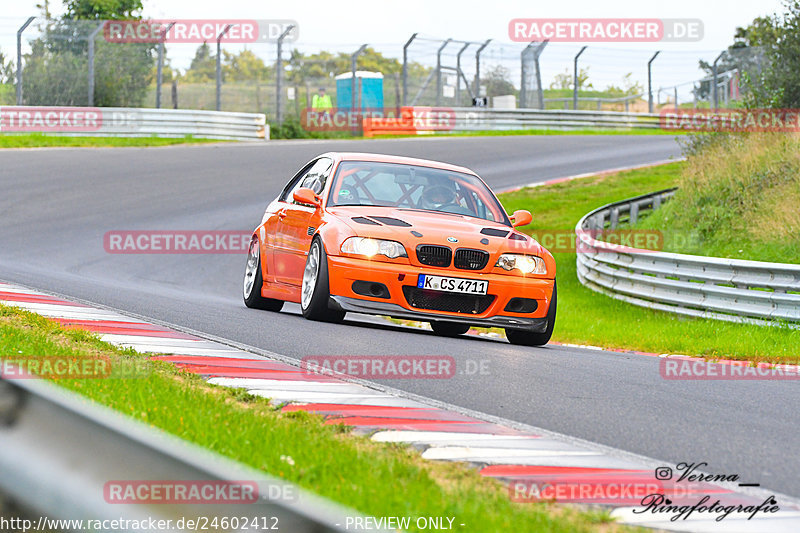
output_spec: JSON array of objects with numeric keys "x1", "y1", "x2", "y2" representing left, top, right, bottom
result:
[
  {"x1": 506, "y1": 280, "x2": 557, "y2": 347},
  {"x1": 430, "y1": 321, "x2": 470, "y2": 337},
  {"x1": 243, "y1": 236, "x2": 284, "y2": 311},
  {"x1": 301, "y1": 237, "x2": 345, "y2": 323}
]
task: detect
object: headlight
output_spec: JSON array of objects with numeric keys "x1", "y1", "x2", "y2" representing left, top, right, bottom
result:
[
  {"x1": 341, "y1": 237, "x2": 408, "y2": 259},
  {"x1": 496, "y1": 254, "x2": 546, "y2": 274}
]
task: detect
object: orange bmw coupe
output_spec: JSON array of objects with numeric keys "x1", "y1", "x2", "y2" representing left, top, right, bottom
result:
[{"x1": 243, "y1": 153, "x2": 557, "y2": 346}]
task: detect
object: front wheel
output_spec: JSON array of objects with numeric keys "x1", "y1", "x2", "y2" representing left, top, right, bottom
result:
[
  {"x1": 301, "y1": 237, "x2": 345, "y2": 323},
  {"x1": 243, "y1": 236, "x2": 284, "y2": 311},
  {"x1": 506, "y1": 281, "x2": 557, "y2": 347},
  {"x1": 430, "y1": 321, "x2": 470, "y2": 337}
]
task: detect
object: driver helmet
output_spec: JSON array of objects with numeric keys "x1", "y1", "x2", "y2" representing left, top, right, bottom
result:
[{"x1": 420, "y1": 178, "x2": 458, "y2": 209}]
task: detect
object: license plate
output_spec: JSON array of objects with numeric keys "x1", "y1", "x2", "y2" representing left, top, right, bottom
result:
[{"x1": 417, "y1": 274, "x2": 488, "y2": 295}]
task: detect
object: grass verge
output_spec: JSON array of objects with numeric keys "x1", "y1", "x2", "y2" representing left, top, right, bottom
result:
[
  {"x1": 632, "y1": 133, "x2": 800, "y2": 263},
  {"x1": 0, "y1": 304, "x2": 633, "y2": 533},
  {"x1": 497, "y1": 161, "x2": 800, "y2": 364},
  {"x1": 0, "y1": 133, "x2": 222, "y2": 148}
]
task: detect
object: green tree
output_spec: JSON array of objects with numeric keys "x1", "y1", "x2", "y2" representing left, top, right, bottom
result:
[
  {"x1": 549, "y1": 67, "x2": 592, "y2": 91},
  {"x1": 606, "y1": 73, "x2": 643, "y2": 97},
  {"x1": 62, "y1": 0, "x2": 143, "y2": 20},
  {"x1": 483, "y1": 65, "x2": 516, "y2": 98},
  {"x1": 223, "y1": 49, "x2": 271, "y2": 82},
  {"x1": 183, "y1": 43, "x2": 216, "y2": 82},
  {"x1": 21, "y1": 0, "x2": 154, "y2": 106}
]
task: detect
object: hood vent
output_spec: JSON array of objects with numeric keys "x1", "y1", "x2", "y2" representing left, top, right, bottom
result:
[
  {"x1": 351, "y1": 216, "x2": 381, "y2": 226},
  {"x1": 370, "y1": 216, "x2": 412, "y2": 227},
  {"x1": 481, "y1": 228, "x2": 509, "y2": 237}
]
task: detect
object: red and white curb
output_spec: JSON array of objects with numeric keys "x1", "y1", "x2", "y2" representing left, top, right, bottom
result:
[{"x1": 2, "y1": 280, "x2": 798, "y2": 532}]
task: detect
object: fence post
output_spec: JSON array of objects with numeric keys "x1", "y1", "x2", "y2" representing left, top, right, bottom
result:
[
  {"x1": 402, "y1": 33, "x2": 417, "y2": 106},
  {"x1": 156, "y1": 22, "x2": 175, "y2": 109},
  {"x1": 87, "y1": 22, "x2": 104, "y2": 106},
  {"x1": 215, "y1": 24, "x2": 233, "y2": 111},
  {"x1": 350, "y1": 43, "x2": 368, "y2": 111},
  {"x1": 647, "y1": 51, "x2": 660, "y2": 113},
  {"x1": 712, "y1": 51, "x2": 724, "y2": 111},
  {"x1": 15, "y1": 16, "x2": 35, "y2": 105},
  {"x1": 474, "y1": 39, "x2": 491, "y2": 98},
  {"x1": 276, "y1": 25, "x2": 295, "y2": 125},
  {"x1": 455, "y1": 42, "x2": 471, "y2": 106},
  {"x1": 436, "y1": 39, "x2": 452, "y2": 107},
  {"x1": 573, "y1": 46, "x2": 587, "y2": 110},
  {"x1": 533, "y1": 40, "x2": 547, "y2": 109}
]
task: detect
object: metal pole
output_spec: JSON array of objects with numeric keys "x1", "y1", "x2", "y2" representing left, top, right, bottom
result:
[
  {"x1": 455, "y1": 42, "x2": 470, "y2": 106},
  {"x1": 674, "y1": 86, "x2": 678, "y2": 110},
  {"x1": 647, "y1": 51, "x2": 660, "y2": 113},
  {"x1": 215, "y1": 24, "x2": 232, "y2": 111},
  {"x1": 402, "y1": 33, "x2": 417, "y2": 106},
  {"x1": 520, "y1": 42, "x2": 533, "y2": 108},
  {"x1": 573, "y1": 46, "x2": 587, "y2": 110},
  {"x1": 534, "y1": 40, "x2": 548, "y2": 109},
  {"x1": 87, "y1": 23, "x2": 104, "y2": 106},
  {"x1": 436, "y1": 38, "x2": 452, "y2": 107},
  {"x1": 156, "y1": 22, "x2": 175, "y2": 109},
  {"x1": 350, "y1": 44, "x2": 368, "y2": 112},
  {"x1": 276, "y1": 25, "x2": 294, "y2": 125},
  {"x1": 474, "y1": 39, "x2": 491, "y2": 97},
  {"x1": 712, "y1": 51, "x2": 724, "y2": 111},
  {"x1": 15, "y1": 16, "x2": 35, "y2": 105}
]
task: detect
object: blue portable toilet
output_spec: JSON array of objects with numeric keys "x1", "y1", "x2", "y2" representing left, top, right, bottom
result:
[{"x1": 336, "y1": 71, "x2": 384, "y2": 110}]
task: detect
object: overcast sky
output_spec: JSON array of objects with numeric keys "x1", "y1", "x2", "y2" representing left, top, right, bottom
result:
[{"x1": 1, "y1": 0, "x2": 789, "y2": 99}]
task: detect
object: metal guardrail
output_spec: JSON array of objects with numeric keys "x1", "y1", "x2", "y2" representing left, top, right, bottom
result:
[
  {"x1": 575, "y1": 189, "x2": 800, "y2": 327},
  {"x1": 0, "y1": 370, "x2": 386, "y2": 532},
  {"x1": 0, "y1": 106, "x2": 268, "y2": 141},
  {"x1": 448, "y1": 107, "x2": 661, "y2": 132}
]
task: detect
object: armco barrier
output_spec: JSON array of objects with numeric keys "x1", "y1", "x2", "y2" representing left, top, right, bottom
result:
[
  {"x1": 362, "y1": 107, "x2": 661, "y2": 136},
  {"x1": 0, "y1": 370, "x2": 383, "y2": 532},
  {"x1": 0, "y1": 106, "x2": 268, "y2": 141},
  {"x1": 449, "y1": 107, "x2": 661, "y2": 131},
  {"x1": 575, "y1": 189, "x2": 800, "y2": 327}
]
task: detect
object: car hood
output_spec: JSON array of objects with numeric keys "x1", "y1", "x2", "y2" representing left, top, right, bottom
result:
[{"x1": 328, "y1": 206, "x2": 546, "y2": 257}]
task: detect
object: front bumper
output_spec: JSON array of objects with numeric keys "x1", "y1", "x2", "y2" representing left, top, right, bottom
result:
[
  {"x1": 326, "y1": 255, "x2": 554, "y2": 332},
  {"x1": 329, "y1": 295, "x2": 549, "y2": 332}
]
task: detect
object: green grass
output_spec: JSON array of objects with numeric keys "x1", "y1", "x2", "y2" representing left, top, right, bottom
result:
[
  {"x1": 0, "y1": 133, "x2": 222, "y2": 148},
  {"x1": 0, "y1": 304, "x2": 635, "y2": 533},
  {"x1": 631, "y1": 133, "x2": 800, "y2": 264},
  {"x1": 497, "y1": 160, "x2": 800, "y2": 364}
]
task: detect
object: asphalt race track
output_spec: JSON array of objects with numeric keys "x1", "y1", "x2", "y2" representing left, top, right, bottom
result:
[{"x1": 4, "y1": 135, "x2": 798, "y2": 498}]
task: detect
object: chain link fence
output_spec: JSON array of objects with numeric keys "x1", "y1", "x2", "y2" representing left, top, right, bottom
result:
[{"x1": 0, "y1": 16, "x2": 771, "y2": 130}]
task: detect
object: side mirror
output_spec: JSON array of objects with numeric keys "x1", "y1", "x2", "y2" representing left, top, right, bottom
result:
[
  {"x1": 293, "y1": 187, "x2": 322, "y2": 208},
  {"x1": 510, "y1": 209, "x2": 532, "y2": 227}
]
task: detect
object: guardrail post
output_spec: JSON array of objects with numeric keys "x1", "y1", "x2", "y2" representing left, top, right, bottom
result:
[
  {"x1": 402, "y1": 33, "x2": 417, "y2": 106},
  {"x1": 215, "y1": 24, "x2": 233, "y2": 111},
  {"x1": 436, "y1": 39, "x2": 452, "y2": 106},
  {"x1": 712, "y1": 51, "x2": 724, "y2": 111},
  {"x1": 647, "y1": 51, "x2": 660, "y2": 113},
  {"x1": 155, "y1": 22, "x2": 175, "y2": 109},
  {"x1": 473, "y1": 39, "x2": 491, "y2": 99},
  {"x1": 87, "y1": 22, "x2": 104, "y2": 106},
  {"x1": 276, "y1": 25, "x2": 295, "y2": 125},
  {"x1": 15, "y1": 16, "x2": 35, "y2": 105},
  {"x1": 573, "y1": 46, "x2": 587, "y2": 110}
]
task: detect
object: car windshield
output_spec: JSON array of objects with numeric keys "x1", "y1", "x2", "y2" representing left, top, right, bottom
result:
[{"x1": 328, "y1": 161, "x2": 510, "y2": 225}]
